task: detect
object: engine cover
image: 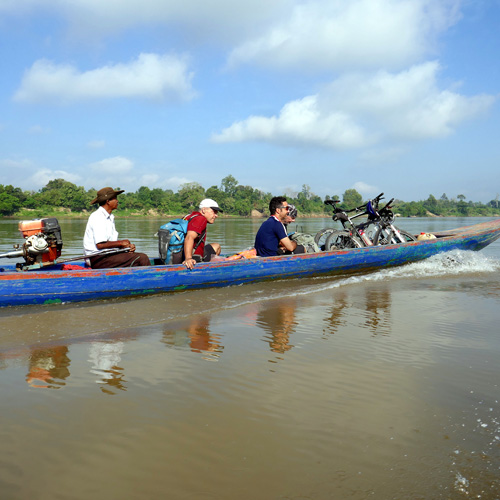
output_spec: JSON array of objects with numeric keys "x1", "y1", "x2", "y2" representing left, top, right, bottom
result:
[{"x1": 18, "y1": 218, "x2": 63, "y2": 263}]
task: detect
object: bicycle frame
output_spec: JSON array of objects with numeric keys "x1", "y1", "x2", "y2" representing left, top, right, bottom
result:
[
  {"x1": 320, "y1": 194, "x2": 415, "y2": 250},
  {"x1": 327, "y1": 193, "x2": 386, "y2": 247},
  {"x1": 371, "y1": 199, "x2": 410, "y2": 244}
]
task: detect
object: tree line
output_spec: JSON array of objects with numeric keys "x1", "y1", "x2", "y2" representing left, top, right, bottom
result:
[{"x1": 1, "y1": 176, "x2": 499, "y2": 218}]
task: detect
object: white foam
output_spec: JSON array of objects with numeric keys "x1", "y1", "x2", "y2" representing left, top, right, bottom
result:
[
  {"x1": 383, "y1": 249, "x2": 500, "y2": 279},
  {"x1": 146, "y1": 250, "x2": 500, "y2": 320},
  {"x1": 256, "y1": 250, "x2": 500, "y2": 302}
]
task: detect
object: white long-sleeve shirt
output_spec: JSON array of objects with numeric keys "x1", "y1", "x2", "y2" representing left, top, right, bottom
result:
[{"x1": 83, "y1": 206, "x2": 119, "y2": 255}]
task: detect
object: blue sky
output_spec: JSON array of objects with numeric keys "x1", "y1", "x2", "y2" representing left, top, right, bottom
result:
[{"x1": 1, "y1": 0, "x2": 499, "y2": 203}]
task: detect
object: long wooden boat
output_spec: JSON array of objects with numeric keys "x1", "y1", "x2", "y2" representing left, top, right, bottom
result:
[{"x1": 1, "y1": 218, "x2": 499, "y2": 308}]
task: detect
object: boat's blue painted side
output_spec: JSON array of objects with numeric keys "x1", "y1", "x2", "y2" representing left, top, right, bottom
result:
[{"x1": 1, "y1": 219, "x2": 500, "y2": 307}]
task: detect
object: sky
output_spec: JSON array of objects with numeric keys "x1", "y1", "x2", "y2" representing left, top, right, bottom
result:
[{"x1": 1, "y1": 0, "x2": 499, "y2": 203}]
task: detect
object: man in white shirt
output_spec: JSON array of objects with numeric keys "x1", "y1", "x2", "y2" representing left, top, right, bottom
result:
[{"x1": 83, "y1": 187, "x2": 150, "y2": 268}]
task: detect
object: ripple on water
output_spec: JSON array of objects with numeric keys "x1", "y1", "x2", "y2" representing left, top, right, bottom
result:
[{"x1": 2, "y1": 247, "x2": 500, "y2": 499}]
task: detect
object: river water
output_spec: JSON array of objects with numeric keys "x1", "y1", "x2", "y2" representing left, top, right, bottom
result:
[{"x1": 1, "y1": 216, "x2": 500, "y2": 499}]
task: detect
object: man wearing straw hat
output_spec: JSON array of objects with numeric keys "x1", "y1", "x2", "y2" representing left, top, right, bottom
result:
[{"x1": 83, "y1": 187, "x2": 150, "y2": 268}]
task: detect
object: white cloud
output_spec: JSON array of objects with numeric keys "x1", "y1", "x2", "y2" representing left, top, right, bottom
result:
[
  {"x1": 87, "y1": 140, "x2": 105, "y2": 149},
  {"x1": 28, "y1": 125, "x2": 50, "y2": 134},
  {"x1": 358, "y1": 146, "x2": 407, "y2": 164},
  {"x1": 13, "y1": 53, "x2": 195, "y2": 103},
  {"x1": 213, "y1": 62, "x2": 496, "y2": 149},
  {"x1": 2, "y1": 0, "x2": 291, "y2": 42},
  {"x1": 322, "y1": 61, "x2": 496, "y2": 139},
  {"x1": 352, "y1": 182, "x2": 379, "y2": 197},
  {"x1": 71, "y1": 0, "x2": 291, "y2": 40},
  {"x1": 0, "y1": 158, "x2": 35, "y2": 170},
  {"x1": 3, "y1": 0, "x2": 461, "y2": 71},
  {"x1": 162, "y1": 176, "x2": 192, "y2": 191},
  {"x1": 213, "y1": 95, "x2": 370, "y2": 149},
  {"x1": 139, "y1": 174, "x2": 160, "y2": 186},
  {"x1": 0, "y1": 0, "x2": 37, "y2": 13},
  {"x1": 227, "y1": 0, "x2": 462, "y2": 71},
  {"x1": 89, "y1": 156, "x2": 134, "y2": 174},
  {"x1": 31, "y1": 168, "x2": 81, "y2": 188}
]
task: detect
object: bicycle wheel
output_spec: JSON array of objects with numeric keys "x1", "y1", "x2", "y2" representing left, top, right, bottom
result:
[
  {"x1": 363, "y1": 224, "x2": 379, "y2": 243},
  {"x1": 374, "y1": 227, "x2": 416, "y2": 245},
  {"x1": 314, "y1": 228, "x2": 337, "y2": 250},
  {"x1": 373, "y1": 226, "x2": 395, "y2": 245},
  {"x1": 324, "y1": 230, "x2": 363, "y2": 251},
  {"x1": 394, "y1": 228, "x2": 417, "y2": 242}
]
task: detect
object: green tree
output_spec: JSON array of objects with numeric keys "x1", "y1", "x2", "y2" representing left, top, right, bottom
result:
[
  {"x1": 220, "y1": 175, "x2": 238, "y2": 197},
  {"x1": 424, "y1": 194, "x2": 438, "y2": 213},
  {"x1": 457, "y1": 194, "x2": 468, "y2": 215},
  {"x1": 397, "y1": 201, "x2": 426, "y2": 217},
  {"x1": 35, "y1": 179, "x2": 89, "y2": 211},
  {"x1": 206, "y1": 185, "x2": 225, "y2": 203},
  {"x1": 295, "y1": 184, "x2": 312, "y2": 212},
  {"x1": 489, "y1": 195, "x2": 499, "y2": 209},
  {"x1": 233, "y1": 185, "x2": 261, "y2": 215},
  {"x1": 136, "y1": 186, "x2": 153, "y2": 209},
  {"x1": 178, "y1": 182, "x2": 205, "y2": 211},
  {"x1": 4, "y1": 176, "x2": 500, "y2": 218},
  {"x1": 118, "y1": 192, "x2": 141, "y2": 211},
  {"x1": 342, "y1": 189, "x2": 363, "y2": 208},
  {"x1": 159, "y1": 189, "x2": 183, "y2": 214},
  {"x1": 0, "y1": 191, "x2": 21, "y2": 215}
]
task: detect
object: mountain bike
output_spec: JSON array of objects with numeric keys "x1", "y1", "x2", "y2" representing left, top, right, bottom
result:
[
  {"x1": 367, "y1": 197, "x2": 416, "y2": 245},
  {"x1": 316, "y1": 194, "x2": 416, "y2": 251},
  {"x1": 315, "y1": 194, "x2": 385, "y2": 250}
]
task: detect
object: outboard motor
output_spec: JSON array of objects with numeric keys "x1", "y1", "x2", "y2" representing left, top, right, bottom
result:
[{"x1": 0, "y1": 218, "x2": 63, "y2": 269}]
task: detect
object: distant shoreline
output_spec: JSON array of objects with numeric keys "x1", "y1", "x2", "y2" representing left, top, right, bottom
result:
[{"x1": 2, "y1": 212, "x2": 499, "y2": 221}]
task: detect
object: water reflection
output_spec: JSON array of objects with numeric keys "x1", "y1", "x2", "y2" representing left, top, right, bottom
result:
[
  {"x1": 162, "y1": 315, "x2": 224, "y2": 361},
  {"x1": 322, "y1": 284, "x2": 393, "y2": 337},
  {"x1": 255, "y1": 298, "x2": 298, "y2": 354},
  {"x1": 2, "y1": 218, "x2": 500, "y2": 499},
  {"x1": 88, "y1": 341, "x2": 127, "y2": 394},
  {"x1": 363, "y1": 285, "x2": 392, "y2": 335},
  {"x1": 26, "y1": 345, "x2": 71, "y2": 389},
  {"x1": 323, "y1": 290, "x2": 350, "y2": 336}
]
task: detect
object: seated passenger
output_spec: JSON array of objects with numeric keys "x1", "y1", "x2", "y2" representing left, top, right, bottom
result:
[
  {"x1": 255, "y1": 196, "x2": 305, "y2": 257},
  {"x1": 172, "y1": 198, "x2": 223, "y2": 269},
  {"x1": 279, "y1": 203, "x2": 299, "y2": 255},
  {"x1": 83, "y1": 187, "x2": 150, "y2": 268},
  {"x1": 284, "y1": 203, "x2": 297, "y2": 229}
]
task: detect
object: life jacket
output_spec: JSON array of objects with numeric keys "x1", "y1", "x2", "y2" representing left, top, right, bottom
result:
[{"x1": 225, "y1": 248, "x2": 258, "y2": 261}]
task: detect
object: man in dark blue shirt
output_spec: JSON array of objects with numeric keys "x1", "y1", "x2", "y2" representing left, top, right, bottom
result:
[{"x1": 255, "y1": 196, "x2": 304, "y2": 257}]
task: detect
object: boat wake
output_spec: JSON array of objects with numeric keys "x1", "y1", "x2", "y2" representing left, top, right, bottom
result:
[
  {"x1": 311, "y1": 248, "x2": 499, "y2": 289},
  {"x1": 362, "y1": 248, "x2": 500, "y2": 281},
  {"x1": 213, "y1": 249, "x2": 500, "y2": 313},
  {"x1": 1, "y1": 250, "x2": 497, "y2": 347}
]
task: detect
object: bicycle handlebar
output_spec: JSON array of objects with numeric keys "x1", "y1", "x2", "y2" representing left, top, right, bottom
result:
[
  {"x1": 326, "y1": 192, "x2": 393, "y2": 224},
  {"x1": 380, "y1": 198, "x2": 394, "y2": 211}
]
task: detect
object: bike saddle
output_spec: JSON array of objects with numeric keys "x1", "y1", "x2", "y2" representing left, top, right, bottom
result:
[{"x1": 333, "y1": 213, "x2": 349, "y2": 222}]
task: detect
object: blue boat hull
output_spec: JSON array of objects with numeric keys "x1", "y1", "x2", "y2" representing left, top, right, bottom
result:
[{"x1": 1, "y1": 219, "x2": 500, "y2": 308}]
